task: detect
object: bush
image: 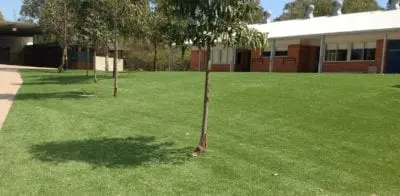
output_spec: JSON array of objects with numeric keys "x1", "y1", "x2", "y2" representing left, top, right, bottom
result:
[{"x1": 123, "y1": 41, "x2": 191, "y2": 71}]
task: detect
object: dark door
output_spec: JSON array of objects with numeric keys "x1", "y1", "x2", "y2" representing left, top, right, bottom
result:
[
  {"x1": 235, "y1": 50, "x2": 251, "y2": 72},
  {"x1": 315, "y1": 47, "x2": 320, "y2": 73},
  {"x1": 0, "y1": 47, "x2": 10, "y2": 64},
  {"x1": 386, "y1": 40, "x2": 400, "y2": 74}
]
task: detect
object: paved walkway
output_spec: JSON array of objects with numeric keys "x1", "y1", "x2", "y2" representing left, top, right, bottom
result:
[{"x1": 0, "y1": 64, "x2": 55, "y2": 129}]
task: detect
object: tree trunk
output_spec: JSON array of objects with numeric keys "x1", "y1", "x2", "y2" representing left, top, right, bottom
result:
[
  {"x1": 168, "y1": 45, "x2": 172, "y2": 71},
  {"x1": 193, "y1": 44, "x2": 211, "y2": 156},
  {"x1": 58, "y1": 45, "x2": 68, "y2": 72},
  {"x1": 198, "y1": 47, "x2": 201, "y2": 71},
  {"x1": 113, "y1": 0, "x2": 118, "y2": 97},
  {"x1": 93, "y1": 47, "x2": 97, "y2": 83},
  {"x1": 153, "y1": 43, "x2": 157, "y2": 72},
  {"x1": 58, "y1": 1, "x2": 68, "y2": 73},
  {"x1": 86, "y1": 47, "x2": 90, "y2": 76},
  {"x1": 113, "y1": 48, "x2": 118, "y2": 96},
  {"x1": 105, "y1": 47, "x2": 109, "y2": 72}
]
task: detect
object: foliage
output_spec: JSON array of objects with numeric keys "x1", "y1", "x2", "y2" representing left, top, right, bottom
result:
[
  {"x1": 246, "y1": 1, "x2": 266, "y2": 24},
  {"x1": 20, "y1": 0, "x2": 45, "y2": 22},
  {"x1": 124, "y1": 40, "x2": 191, "y2": 71},
  {"x1": 74, "y1": 0, "x2": 111, "y2": 48},
  {"x1": 39, "y1": 0, "x2": 76, "y2": 45},
  {"x1": 275, "y1": 0, "x2": 382, "y2": 21},
  {"x1": 0, "y1": 11, "x2": 4, "y2": 21},
  {"x1": 169, "y1": 0, "x2": 268, "y2": 49}
]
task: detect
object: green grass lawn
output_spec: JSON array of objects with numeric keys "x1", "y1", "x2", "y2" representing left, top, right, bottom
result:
[{"x1": 1, "y1": 70, "x2": 400, "y2": 195}]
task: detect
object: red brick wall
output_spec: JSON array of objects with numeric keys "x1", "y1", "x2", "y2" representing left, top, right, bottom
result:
[
  {"x1": 323, "y1": 40, "x2": 385, "y2": 73},
  {"x1": 190, "y1": 50, "x2": 207, "y2": 71},
  {"x1": 250, "y1": 44, "x2": 301, "y2": 72},
  {"x1": 190, "y1": 50, "x2": 230, "y2": 71},
  {"x1": 211, "y1": 64, "x2": 230, "y2": 72},
  {"x1": 70, "y1": 62, "x2": 93, "y2": 70},
  {"x1": 323, "y1": 61, "x2": 378, "y2": 73}
]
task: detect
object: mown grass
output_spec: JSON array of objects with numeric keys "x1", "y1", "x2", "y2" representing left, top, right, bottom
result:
[{"x1": 0, "y1": 70, "x2": 399, "y2": 195}]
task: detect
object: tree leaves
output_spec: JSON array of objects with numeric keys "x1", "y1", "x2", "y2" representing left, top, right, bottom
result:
[
  {"x1": 164, "y1": 0, "x2": 267, "y2": 49},
  {"x1": 276, "y1": 0, "x2": 382, "y2": 21},
  {"x1": 0, "y1": 11, "x2": 4, "y2": 21}
]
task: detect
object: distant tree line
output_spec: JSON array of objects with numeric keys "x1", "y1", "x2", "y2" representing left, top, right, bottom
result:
[{"x1": 275, "y1": 0, "x2": 382, "y2": 21}]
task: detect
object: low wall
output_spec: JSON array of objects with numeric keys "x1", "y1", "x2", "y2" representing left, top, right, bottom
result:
[{"x1": 95, "y1": 56, "x2": 124, "y2": 72}]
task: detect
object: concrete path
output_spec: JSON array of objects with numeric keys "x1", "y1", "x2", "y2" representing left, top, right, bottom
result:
[{"x1": 0, "y1": 64, "x2": 55, "y2": 129}]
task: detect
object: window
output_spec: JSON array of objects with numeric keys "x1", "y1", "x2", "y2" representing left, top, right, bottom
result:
[
  {"x1": 262, "y1": 46, "x2": 288, "y2": 57},
  {"x1": 325, "y1": 44, "x2": 348, "y2": 62},
  {"x1": 211, "y1": 48, "x2": 232, "y2": 64},
  {"x1": 350, "y1": 42, "x2": 376, "y2": 61},
  {"x1": 364, "y1": 48, "x2": 376, "y2": 60},
  {"x1": 221, "y1": 49, "x2": 228, "y2": 63},
  {"x1": 263, "y1": 51, "x2": 288, "y2": 57},
  {"x1": 212, "y1": 49, "x2": 222, "y2": 64}
]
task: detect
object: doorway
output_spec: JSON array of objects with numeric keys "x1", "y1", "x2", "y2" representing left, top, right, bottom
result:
[
  {"x1": 0, "y1": 47, "x2": 10, "y2": 64},
  {"x1": 235, "y1": 49, "x2": 251, "y2": 72},
  {"x1": 386, "y1": 40, "x2": 400, "y2": 73},
  {"x1": 314, "y1": 47, "x2": 320, "y2": 73}
]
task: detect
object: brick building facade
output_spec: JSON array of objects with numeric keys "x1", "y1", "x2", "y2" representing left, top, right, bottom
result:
[{"x1": 190, "y1": 8, "x2": 400, "y2": 74}]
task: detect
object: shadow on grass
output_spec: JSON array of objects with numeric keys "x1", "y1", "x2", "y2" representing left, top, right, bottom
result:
[
  {"x1": 20, "y1": 72, "x2": 131, "y2": 85},
  {"x1": 393, "y1": 85, "x2": 400, "y2": 88},
  {"x1": 0, "y1": 91, "x2": 93, "y2": 101},
  {"x1": 29, "y1": 136, "x2": 191, "y2": 168},
  {"x1": 20, "y1": 75, "x2": 95, "y2": 85}
]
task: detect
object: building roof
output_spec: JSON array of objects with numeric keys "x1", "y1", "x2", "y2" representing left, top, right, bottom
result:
[
  {"x1": 0, "y1": 22, "x2": 41, "y2": 36},
  {"x1": 249, "y1": 9, "x2": 400, "y2": 39}
]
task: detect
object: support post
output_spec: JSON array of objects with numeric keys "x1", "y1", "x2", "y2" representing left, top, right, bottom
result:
[
  {"x1": 318, "y1": 35, "x2": 326, "y2": 73},
  {"x1": 231, "y1": 47, "x2": 236, "y2": 72},
  {"x1": 198, "y1": 48, "x2": 201, "y2": 71},
  {"x1": 269, "y1": 39, "x2": 276, "y2": 73},
  {"x1": 381, "y1": 33, "x2": 388, "y2": 74}
]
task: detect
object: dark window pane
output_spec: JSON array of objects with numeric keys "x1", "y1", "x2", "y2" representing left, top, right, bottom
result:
[
  {"x1": 261, "y1": 51, "x2": 288, "y2": 57},
  {"x1": 262, "y1": 51, "x2": 271, "y2": 57},
  {"x1": 336, "y1": 49, "x2": 347, "y2": 61},
  {"x1": 364, "y1": 49, "x2": 375, "y2": 60},
  {"x1": 325, "y1": 50, "x2": 336, "y2": 61},
  {"x1": 351, "y1": 49, "x2": 363, "y2": 60},
  {"x1": 276, "y1": 51, "x2": 288, "y2": 56}
]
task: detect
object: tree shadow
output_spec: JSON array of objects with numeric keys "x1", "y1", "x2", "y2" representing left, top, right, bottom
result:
[
  {"x1": 20, "y1": 75, "x2": 94, "y2": 85},
  {"x1": 20, "y1": 74, "x2": 131, "y2": 85},
  {"x1": 392, "y1": 85, "x2": 400, "y2": 88},
  {"x1": 29, "y1": 136, "x2": 191, "y2": 168},
  {"x1": 0, "y1": 91, "x2": 93, "y2": 101}
]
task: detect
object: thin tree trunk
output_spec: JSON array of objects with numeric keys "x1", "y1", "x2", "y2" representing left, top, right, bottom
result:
[
  {"x1": 153, "y1": 43, "x2": 157, "y2": 72},
  {"x1": 168, "y1": 45, "x2": 172, "y2": 71},
  {"x1": 113, "y1": 0, "x2": 118, "y2": 97},
  {"x1": 193, "y1": 44, "x2": 211, "y2": 156},
  {"x1": 113, "y1": 48, "x2": 118, "y2": 96},
  {"x1": 93, "y1": 47, "x2": 97, "y2": 83},
  {"x1": 198, "y1": 47, "x2": 201, "y2": 71},
  {"x1": 86, "y1": 47, "x2": 90, "y2": 76},
  {"x1": 58, "y1": 1, "x2": 68, "y2": 73},
  {"x1": 105, "y1": 46, "x2": 109, "y2": 72},
  {"x1": 58, "y1": 45, "x2": 68, "y2": 72}
]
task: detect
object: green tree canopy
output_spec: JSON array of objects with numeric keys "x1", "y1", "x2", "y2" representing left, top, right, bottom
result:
[
  {"x1": 20, "y1": 0, "x2": 45, "y2": 22},
  {"x1": 275, "y1": 0, "x2": 382, "y2": 21},
  {"x1": 0, "y1": 11, "x2": 4, "y2": 21}
]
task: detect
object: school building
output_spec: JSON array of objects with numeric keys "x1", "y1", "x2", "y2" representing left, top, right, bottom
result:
[{"x1": 190, "y1": 0, "x2": 400, "y2": 73}]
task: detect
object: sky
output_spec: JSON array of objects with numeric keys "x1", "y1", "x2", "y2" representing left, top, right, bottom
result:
[{"x1": 0, "y1": 0, "x2": 389, "y2": 21}]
